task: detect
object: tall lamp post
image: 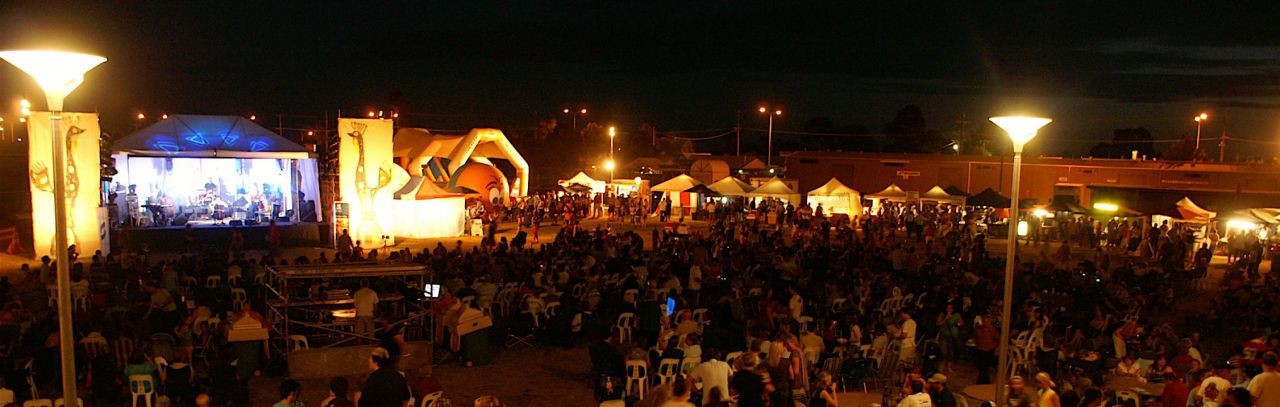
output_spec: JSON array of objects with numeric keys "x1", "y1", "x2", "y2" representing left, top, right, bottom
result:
[
  {"x1": 608, "y1": 126, "x2": 616, "y2": 181},
  {"x1": 989, "y1": 115, "x2": 1051, "y2": 406},
  {"x1": 563, "y1": 107, "x2": 588, "y2": 132},
  {"x1": 758, "y1": 106, "x2": 782, "y2": 167},
  {"x1": 1193, "y1": 113, "x2": 1208, "y2": 160},
  {"x1": 1, "y1": 50, "x2": 107, "y2": 404}
]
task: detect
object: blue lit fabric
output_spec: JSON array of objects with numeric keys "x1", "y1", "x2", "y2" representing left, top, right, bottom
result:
[{"x1": 113, "y1": 115, "x2": 307, "y2": 157}]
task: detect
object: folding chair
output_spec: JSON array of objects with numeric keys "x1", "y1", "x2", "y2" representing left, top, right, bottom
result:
[{"x1": 505, "y1": 321, "x2": 536, "y2": 349}]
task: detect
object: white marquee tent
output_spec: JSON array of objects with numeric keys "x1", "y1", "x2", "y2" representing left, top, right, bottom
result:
[{"x1": 807, "y1": 177, "x2": 862, "y2": 216}]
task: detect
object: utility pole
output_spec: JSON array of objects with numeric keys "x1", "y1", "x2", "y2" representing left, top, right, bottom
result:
[{"x1": 1219, "y1": 114, "x2": 1228, "y2": 162}]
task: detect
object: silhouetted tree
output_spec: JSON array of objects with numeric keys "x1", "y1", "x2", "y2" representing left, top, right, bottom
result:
[
  {"x1": 1162, "y1": 133, "x2": 1203, "y2": 161},
  {"x1": 882, "y1": 105, "x2": 945, "y2": 153}
]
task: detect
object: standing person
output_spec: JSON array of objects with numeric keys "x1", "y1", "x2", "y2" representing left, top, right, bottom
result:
[
  {"x1": 1248, "y1": 352, "x2": 1280, "y2": 406},
  {"x1": 273, "y1": 379, "x2": 301, "y2": 407},
  {"x1": 972, "y1": 316, "x2": 999, "y2": 384},
  {"x1": 690, "y1": 350, "x2": 733, "y2": 406},
  {"x1": 337, "y1": 229, "x2": 354, "y2": 258},
  {"x1": 1035, "y1": 372, "x2": 1060, "y2": 407},
  {"x1": 935, "y1": 304, "x2": 962, "y2": 373},
  {"x1": 353, "y1": 279, "x2": 379, "y2": 344},
  {"x1": 360, "y1": 347, "x2": 410, "y2": 407},
  {"x1": 898, "y1": 309, "x2": 918, "y2": 366},
  {"x1": 732, "y1": 355, "x2": 770, "y2": 407},
  {"x1": 144, "y1": 280, "x2": 179, "y2": 334}
]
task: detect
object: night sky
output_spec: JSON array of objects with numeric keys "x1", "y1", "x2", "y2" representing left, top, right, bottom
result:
[{"x1": 2, "y1": 2, "x2": 1280, "y2": 156}]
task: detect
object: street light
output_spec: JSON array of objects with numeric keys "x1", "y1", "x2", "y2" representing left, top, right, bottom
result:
[
  {"x1": 608, "y1": 126, "x2": 617, "y2": 179},
  {"x1": 989, "y1": 115, "x2": 1051, "y2": 406},
  {"x1": 1194, "y1": 113, "x2": 1208, "y2": 159},
  {"x1": 136, "y1": 113, "x2": 145, "y2": 120},
  {"x1": 20, "y1": 99, "x2": 31, "y2": 116},
  {"x1": 0, "y1": 49, "x2": 107, "y2": 406},
  {"x1": 758, "y1": 105, "x2": 783, "y2": 167},
  {"x1": 563, "y1": 107, "x2": 588, "y2": 131}
]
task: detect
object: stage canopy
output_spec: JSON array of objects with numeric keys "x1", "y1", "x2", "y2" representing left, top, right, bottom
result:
[
  {"x1": 707, "y1": 176, "x2": 755, "y2": 197},
  {"x1": 1167, "y1": 197, "x2": 1216, "y2": 222},
  {"x1": 113, "y1": 114, "x2": 310, "y2": 158},
  {"x1": 807, "y1": 177, "x2": 861, "y2": 216},
  {"x1": 652, "y1": 174, "x2": 703, "y2": 192},
  {"x1": 112, "y1": 115, "x2": 319, "y2": 226}
]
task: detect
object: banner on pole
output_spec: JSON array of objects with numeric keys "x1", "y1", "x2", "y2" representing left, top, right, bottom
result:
[{"x1": 28, "y1": 112, "x2": 103, "y2": 258}]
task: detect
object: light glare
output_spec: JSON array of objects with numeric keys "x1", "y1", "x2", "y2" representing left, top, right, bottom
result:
[
  {"x1": 990, "y1": 116, "x2": 1052, "y2": 152},
  {"x1": 0, "y1": 50, "x2": 107, "y2": 111}
]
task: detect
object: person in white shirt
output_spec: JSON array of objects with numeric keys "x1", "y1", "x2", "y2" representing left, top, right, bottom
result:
[
  {"x1": 1248, "y1": 352, "x2": 1280, "y2": 407},
  {"x1": 689, "y1": 351, "x2": 732, "y2": 406},
  {"x1": 1197, "y1": 363, "x2": 1233, "y2": 407},
  {"x1": 898, "y1": 380, "x2": 932, "y2": 407},
  {"x1": 899, "y1": 310, "x2": 918, "y2": 364},
  {"x1": 687, "y1": 263, "x2": 702, "y2": 305},
  {"x1": 353, "y1": 280, "x2": 379, "y2": 342}
]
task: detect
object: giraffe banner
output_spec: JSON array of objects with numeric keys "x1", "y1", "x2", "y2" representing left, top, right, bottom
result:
[
  {"x1": 28, "y1": 111, "x2": 103, "y2": 258},
  {"x1": 337, "y1": 118, "x2": 407, "y2": 247}
]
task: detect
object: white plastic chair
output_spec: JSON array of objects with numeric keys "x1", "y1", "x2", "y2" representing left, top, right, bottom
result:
[
  {"x1": 226, "y1": 274, "x2": 242, "y2": 287},
  {"x1": 25, "y1": 359, "x2": 38, "y2": 400},
  {"x1": 53, "y1": 398, "x2": 84, "y2": 407},
  {"x1": 655, "y1": 358, "x2": 681, "y2": 386},
  {"x1": 46, "y1": 285, "x2": 58, "y2": 308},
  {"x1": 153, "y1": 356, "x2": 169, "y2": 384},
  {"x1": 616, "y1": 312, "x2": 636, "y2": 344},
  {"x1": 24, "y1": 400, "x2": 53, "y2": 407},
  {"x1": 544, "y1": 301, "x2": 561, "y2": 317},
  {"x1": 129, "y1": 374, "x2": 155, "y2": 407},
  {"x1": 419, "y1": 390, "x2": 443, "y2": 407},
  {"x1": 681, "y1": 356, "x2": 701, "y2": 374},
  {"x1": 625, "y1": 360, "x2": 649, "y2": 400},
  {"x1": 288, "y1": 335, "x2": 310, "y2": 351},
  {"x1": 231, "y1": 288, "x2": 247, "y2": 311},
  {"x1": 205, "y1": 275, "x2": 221, "y2": 289},
  {"x1": 797, "y1": 316, "x2": 815, "y2": 333}
]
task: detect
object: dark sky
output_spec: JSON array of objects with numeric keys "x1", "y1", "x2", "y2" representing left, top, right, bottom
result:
[{"x1": 3, "y1": 2, "x2": 1280, "y2": 155}]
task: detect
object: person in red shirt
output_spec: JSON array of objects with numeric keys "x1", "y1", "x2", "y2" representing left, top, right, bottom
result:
[
  {"x1": 1161, "y1": 372, "x2": 1191, "y2": 407},
  {"x1": 973, "y1": 315, "x2": 1000, "y2": 384}
]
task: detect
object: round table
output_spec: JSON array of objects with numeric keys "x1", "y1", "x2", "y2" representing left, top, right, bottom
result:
[
  {"x1": 1105, "y1": 377, "x2": 1164, "y2": 397},
  {"x1": 963, "y1": 384, "x2": 997, "y2": 404}
]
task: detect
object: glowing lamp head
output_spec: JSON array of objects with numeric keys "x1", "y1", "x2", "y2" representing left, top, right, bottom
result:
[
  {"x1": 20, "y1": 99, "x2": 30, "y2": 116},
  {"x1": 136, "y1": 113, "x2": 145, "y2": 120},
  {"x1": 580, "y1": 108, "x2": 587, "y2": 115},
  {"x1": 1197, "y1": 113, "x2": 1208, "y2": 121},
  {"x1": 608, "y1": 126, "x2": 616, "y2": 138},
  {"x1": 249, "y1": 115, "x2": 257, "y2": 121},
  {"x1": 603, "y1": 159, "x2": 616, "y2": 172},
  {"x1": 634, "y1": 176, "x2": 642, "y2": 184},
  {"x1": 990, "y1": 116, "x2": 1052, "y2": 152},
  {"x1": 774, "y1": 109, "x2": 782, "y2": 116},
  {"x1": 0, "y1": 50, "x2": 107, "y2": 111},
  {"x1": 758, "y1": 106, "x2": 767, "y2": 113},
  {"x1": 1093, "y1": 203, "x2": 1118, "y2": 212},
  {"x1": 161, "y1": 114, "x2": 168, "y2": 119},
  {"x1": 367, "y1": 111, "x2": 375, "y2": 118},
  {"x1": 563, "y1": 108, "x2": 570, "y2": 114},
  {"x1": 307, "y1": 131, "x2": 315, "y2": 136}
]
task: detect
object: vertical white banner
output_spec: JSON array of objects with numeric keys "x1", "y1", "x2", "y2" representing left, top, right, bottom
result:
[
  {"x1": 28, "y1": 112, "x2": 102, "y2": 258},
  {"x1": 337, "y1": 118, "x2": 404, "y2": 247}
]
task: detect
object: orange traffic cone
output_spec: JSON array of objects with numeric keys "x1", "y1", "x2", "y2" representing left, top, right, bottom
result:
[{"x1": 6, "y1": 235, "x2": 23, "y2": 255}]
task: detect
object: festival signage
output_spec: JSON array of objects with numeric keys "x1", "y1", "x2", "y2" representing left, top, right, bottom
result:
[
  {"x1": 336, "y1": 118, "x2": 406, "y2": 247},
  {"x1": 28, "y1": 112, "x2": 103, "y2": 257}
]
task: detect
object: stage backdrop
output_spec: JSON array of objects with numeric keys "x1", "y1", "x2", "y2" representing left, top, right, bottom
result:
[
  {"x1": 29, "y1": 112, "x2": 103, "y2": 258},
  {"x1": 337, "y1": 118, "x2": 406, "y2": 246}
]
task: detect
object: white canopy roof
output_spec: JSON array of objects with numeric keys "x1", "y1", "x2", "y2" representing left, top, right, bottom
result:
[
  {"x1": 921, "y1": 186, "x2": 954, "y2": 202},
  {"x1": 867, "y1": 184, "x2": 908, "y2": 199},
  {"x1": 561, "y1": 171, "x2": 598, "y2": 186},
  {"x1": 651, "y1": 174, "x2": 703, "y2": 192},
  {"x1": 708, "y1": 176, "x2": 756, "y2": 196},
  {"x1": 808, "y1": 177, "x2": 858, "y2": 196},
  {"x1": 113, "y1": 114, "x2": 310, "y2": 158},
  {"x1": 750, "y1": 177, "x2": 797, "y2": 195}
]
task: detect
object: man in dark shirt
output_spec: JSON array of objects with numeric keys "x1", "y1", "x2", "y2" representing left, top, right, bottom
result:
[
  {"x1": 927, "y1": 373, "x2": 956, "y2": 407},
  {"x1": 359, "y1": 347, "x2": 409, "y2": 407},
  {"x1": 731, "y1": 355, "x2": 767, "y2": 407}
]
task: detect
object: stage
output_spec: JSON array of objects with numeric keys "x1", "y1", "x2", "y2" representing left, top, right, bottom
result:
[{"x1": 112, "y1": 221, "x2": 328, "y2": 252}]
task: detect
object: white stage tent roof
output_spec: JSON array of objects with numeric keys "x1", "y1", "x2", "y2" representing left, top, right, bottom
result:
[
  {"x1": 113, "y1": 115, "x2": 310, "y2": 159},
  {"x1": 652, "y1": 174, "x2": 703, "y2": 192}
]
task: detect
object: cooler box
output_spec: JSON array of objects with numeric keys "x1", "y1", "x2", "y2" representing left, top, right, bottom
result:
[{"x1": 460, "y1": 329, "x2": 492, "y2": 366}]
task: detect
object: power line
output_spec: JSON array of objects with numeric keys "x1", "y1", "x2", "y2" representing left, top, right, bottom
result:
[{"x1": 667, "y1": 130, "x2": 737, "y2": 141}]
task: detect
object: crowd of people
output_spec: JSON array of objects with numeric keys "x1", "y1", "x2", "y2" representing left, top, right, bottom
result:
[{"x1": 0, "y1": 191, "x2": 1278, "y2": 406}]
